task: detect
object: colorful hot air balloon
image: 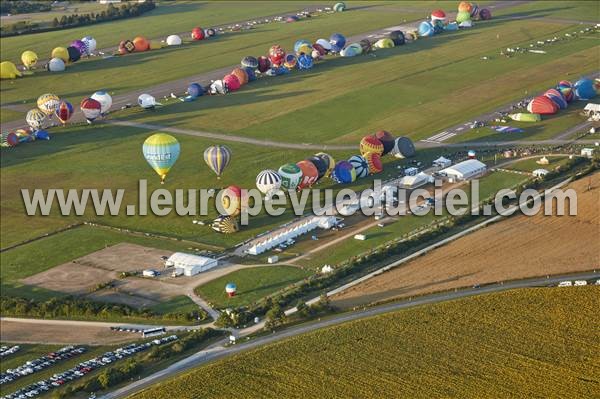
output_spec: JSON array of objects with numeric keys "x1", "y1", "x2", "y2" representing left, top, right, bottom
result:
[
  {"x1": 241, "y1": 56, "x2": 258, "y2": 69},
  {"x1": 283, "y1": 54, "x2": 297, "y2": 69},
  {"x1": 26, "y1": 109, "x2": 47, "y2": 131},
  {"x1": 456, "y1": 10, "x2": 471, "y2": 24},
  {"x1": 191, "y1": 27, "x2": 205, "y2": 40},
  {"x1": 348, "y1": 155, "x2": 369, "y2": 178},
  {"x1": 374, "y1": 130, "x2": 395, "y2": 155},
  {"x1": 315, "y1": 152, "x2": 335, "y2": 177},
  {"x1": 220, "y1": 185, "x2": 243, "y2": 216},
  {"x1": 37, "y1": 93, "x2": 60, "y2": 116},
  {"x1": 329, "y1": 33, "x2": 346, "y2": 52},
  {"x1": 223, "y1": 74, "x2": 241, "y2": 91},
  {"x1": 431, "y1": 9, "x2": 446, "y2": 22},
  {"x1": 527, "y1": 96, "x2": 558, "y2": 115},
  {"x1": 118, "y1": 39, "x2": 135, "y2": 54},
  {"x1": 268, "y1": 45, "x2": 285, "y2": 66},
  {"x1": 556, "y1": 80, "x2": 574, "y2": 102},
  {"x1": 21, "y1": 50, "x2": 38, "y2": 69},
  {"x1": 294, "y1": 39, "x2": 312, "y2": 54},
  {"x1": 91, "y1": 91, "x2": 112, "y2": 115},
  {"x1": 231, "y1": 68, "x2": 248, "y2": 85},
  {"x1": 390, "y1": 137, "x2": 416, "y2": 158},
  {"x1": 544, "y1": 89, "x2": 567, "y2": 110},
  {"x1": 574, "y1": 78, "x2": 597, "y2": 100},
  {"x1": 332, "y1": 161, "x2": 356, "y2": 184},
  {"x1": 212, "y1": 216, "x2": 239, "y2": 234},
  {"x1": 71, "y1": 39, "x2": 87, "y2": 55},
  {"x1": 307, "y1": 156, "x2": 327, "y2": 180},
  {"x1": 51, "y1": 47, "x2": 69, "y2": 63},
  {"x1": 204, "y1": 145, "x2": 232, "y2": 179},
  {"x1": 256, "y1": 169, "x2": 282, "y2": 197},
  {"x1": 225, "y1": 282, "x2": 237, "y2": 297},
  {"x1": 81, "y1": 36, "x2": 97, "y2": 55},
  {"x1": 315, "y1": 39, "x2": 332, "y2": 53},
  {"x1": 55, "y1": 100, "x2": 74, "y2": 124},
  {"x1": 257, "y1": 56, "x2": 271, "y2": 73},
  {"x1": 418, "y1": 21, "x2": 435, "y2": 37},
  {"x1": 80, "y1": 98, "x2": 102, "y2": 122},
  {"x1": 143, "y1": 133, "x2": 180, "y2": 184},
  {"x1": 187, "y1": 83, "x2": 204, "y2": 98},
  {"x1": 374, "y1": 38, "x2": 395, "y2": 49},
  {"x1": 360, "y1": 136, "x2": 384, "y2": 156},
  {"x1": 2, "y1": 131, "x2": 19, "y2": 147},
  {"x1": 458, "y1": 1, "x2": 473, "y2": 13},
  {"x1": 470, "y1": 3, "x2": 480, "y2": 18},
  {"x1": 278, "y1": 163, "x2": 303, "y2": 190},
  {"x1": 133, "y1": 36, "x2": 150, "y2": 52},
  {"x1": 243, "y1": 67, "x2": 256, "y2": 82},
  {"x1": 364, "y1": 152, "x2": 383, "y2": 174},
  {"x1": 296, "y1": 160, "x2": 319, "y2": 189}
]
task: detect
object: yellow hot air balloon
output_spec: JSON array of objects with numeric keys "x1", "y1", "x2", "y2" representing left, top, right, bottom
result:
[
  {"x1": 51, "y1": 47, "x2": 69, "y2": 63},
  {"x1": 21, "y1": 51, "x2": 38, "y2": 69},
  {"x1": 37, "y1": 93, "x2": 60, "y2": 116},
  {"x1": 0, "y1": 61, "x2": 22, "y2": 79},
  {"x1": 142, "y1": 133, "x2": 181, "y2": 184}
]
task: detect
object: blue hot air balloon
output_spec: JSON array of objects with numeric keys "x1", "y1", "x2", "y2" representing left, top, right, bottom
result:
[
  {"x1": 204, "y1": 145, "x2": 232, "y2": 179},
  {"x1": 329, "y1": 33, "x2": 346, "y2": 52},
  {"x1": 574, "y1": 78, "x2": 597, "y2": 100},
  {"x1": 332, "y1": 160, "x2": 356, "y2": 184},
  {"x1": 187, "y1": 83, "x2": 204, "y2": 98}
]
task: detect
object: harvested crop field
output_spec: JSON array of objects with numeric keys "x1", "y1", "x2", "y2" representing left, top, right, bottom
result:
[
  {"x1": 333, "y1": 173, "x2": 600, "y2": 308},
  {"x1": 21, "y1": 263, "x2": 116, "y2": 295},
  {"x1": 73, "y1": 243, "x2": 172, "y2": 272},
  {"x1": 0, "y1": 321, "x2": 138, "y2": 345}
]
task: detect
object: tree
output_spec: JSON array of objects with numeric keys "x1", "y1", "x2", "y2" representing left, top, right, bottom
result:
[
  {"x1": 265, "y1": 305, "x2": 286, "y2": 329},
  {"x1": 52, "y1": 17, "x2": 59, "y2": 28}
]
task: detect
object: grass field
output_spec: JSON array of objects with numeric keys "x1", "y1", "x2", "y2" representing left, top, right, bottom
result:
[
  {"x1": 194, "y1": 266, "x2": 311, "y2": 308},
  {"x1": 505, "y1": 155, "x2": 570, "y2": 172},
  {"x1": 0, "y1": 107, "x2": 22, "y2": 123},
  {"x1": 131, "y1": 287, "x2": 600, "y2": 399}
]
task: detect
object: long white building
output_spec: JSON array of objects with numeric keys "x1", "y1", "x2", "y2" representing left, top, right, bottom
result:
[
  {"x1": 166, "y1": 252, "x2": 218, "y2": 276},
  {"x1": 440, "y1": 159, "x2": 487, "y2": 181}
]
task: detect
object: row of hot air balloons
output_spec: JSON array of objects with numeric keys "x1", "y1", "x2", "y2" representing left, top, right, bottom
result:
[
  {"x1": 116, "y1": 28, "x2": 217, "y2": 56},
  {"x1": 515, "y1": 78, "x2": 597, "y2": 119},
  {"x1": 1, "y1": 129, "x2": 50, "y2": 148},
  {"x1": 418, "y1": 3, "x2": 491, "y2": 38}
]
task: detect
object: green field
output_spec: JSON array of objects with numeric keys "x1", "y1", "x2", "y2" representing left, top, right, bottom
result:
[
  {"x1": 194, "y1": 266, "x2": 311, "y2": 308},
  {"x1": 131, "y1": 287, "x2": 600, "y2": 398},
  {"x1": 505, "y1": 155, "x2": 570, "y2": 172}
]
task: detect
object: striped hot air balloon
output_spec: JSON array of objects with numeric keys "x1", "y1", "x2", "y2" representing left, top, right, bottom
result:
[
  {"x1": 55, "y1": 100, "x2": 73, "y2": 124},
  {"x1": 315, "y1": 152, "x2": 336, "y2": 177},
  {"x1": 359, "y1": 136, "x2": 384, "y2": 157},
  {"x1": 143, "y1": 133, "x2": 180, "y2": 184},
  {"x1": 204, "y1": 145, "x2": 232, "y2": 179},
  {"x1": 256, "y1": 169, "x2": 282, "y2": 196},
  {"x1": 348, "y1": 155, "x2": 369, "y2": 178},
  {"x1": 25, "y1": 109, "x2": 47, "y2": 131},
  {"x1": 212, "y1": 216, "x2": 240, "y2": 234},
  {"x1": 37, "y1": 93, "x2": 60, "y2": 116}
]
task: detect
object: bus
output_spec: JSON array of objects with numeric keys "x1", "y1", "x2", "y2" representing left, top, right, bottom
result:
[{"x1": 142, "y1": 327, "x2": 166, "y2": 338}]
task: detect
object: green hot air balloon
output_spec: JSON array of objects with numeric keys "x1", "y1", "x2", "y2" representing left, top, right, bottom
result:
[
  {"x1": 204, "y1": 145, "x2": 232, "y2": 179},
  {"x1": 143, "y1": 133, "x2": 180, "y2": 184}
]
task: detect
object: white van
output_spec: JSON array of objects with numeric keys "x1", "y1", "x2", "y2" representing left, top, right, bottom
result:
[
  {"x1": 557, "y1": 281, "x2": 572, "y2": 287},
  {"x1": 574, "y1": 280, "x2": 587, "y2": 286}
]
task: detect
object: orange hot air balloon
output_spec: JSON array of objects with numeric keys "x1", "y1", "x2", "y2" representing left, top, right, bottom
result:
[
  {"x1": 133, "y1": 36, "x2": 149, "y2": 52},
  {"x1": 296, "y1": 160, "x2": 319, "y2": 189},
  {"x1": 231, "y1": 67, "x2": 248, "y2": 85},
  {"x1": 458, "y1": 1, "x2": 473, "y2": 13}
]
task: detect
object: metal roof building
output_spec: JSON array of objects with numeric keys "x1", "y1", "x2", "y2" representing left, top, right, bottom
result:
[
  {"x1": 440, "y1": 159, "x2": 487, "y2": 181},
  {"x1": 166, "y1": 252, "x2": 218, "y2": 276}
]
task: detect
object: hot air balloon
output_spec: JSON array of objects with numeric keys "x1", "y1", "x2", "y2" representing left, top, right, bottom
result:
[
  {"x1": 243, "y1": 67, "x2": 256, "y2": 82},
  {"x1": 14, "y1": 129, "x2": 35, "y2": 143},
  {"x1": 456, "y1": 10, "x2": 471, "y2": 24},
  {"x1": 432, "y1": 19, "x2": 445, "y2": 34},
  {"x1": 223, "y1": 74, "x2": 241, "y2": 91},
  {"x1": 390, "y1": 137, "x2": 416, "y2": 158},
  {"x1": 307, "y1": 156, "x2": 327, "y2": 180},
  {"x1": 166, "y1": 35, "x2": 182, "y2": 46},
  {"x1": 220, "y1": 185, "x2": 243, "y2": 216},
  {"x1": 334, "y1": 2, "x2": 346, "y2": 12},
  {"x1": 544, "y1": 89, "x2": 567, "y2": 110},
  {"x1": 527, "y1": 96, "x2": 558, "y2": 115},
  {"x1": 256, "y1": 169, "x2": 282, "y2": 197},
  {"x1": 315, "y1": 152, "x2": 335, "y2": 177},
  {"x1": 51, "y1": 47, "x2": 69, "y2": 63},
  {"x1": 1, "y1": 61, "x2": 21, "y2": 79},
  {"x1": 225, "y1": 282, "x2": 237, "y2": 297},
  {"x1": 138, "y1": 93, "x2": 161, "y2": 109},
  {"x1": 71, "y1": 39, "x2": 87, "y2": 55},
  {"x1": 470, "y1": 3, "x2": 480, "y2": 18},
  {"x1": 241, "y1": 56, "x2": 258, "y2": 69},
  {"x1": 268, "y1": 45, "x2": 285, "y2": 66},
  {"x1": 574, "y1": 78, "x2": 597, "y2": 100},
  {"x1": 315, "y1": 39, "x2": 332, "y2": 53},
  {"x1": 388, "y1": 31, "x2": 405, "y2": 46},
  {"x1": 374, "y1": 130, "x2": 395, "y2": 155},
  {"x1": 55, "y1": 100, "x2": 74, "y2": 124},
  {"x1": 212, "y1": 216, "x2": 240, "y2": 234},
  {"x1": 118, "y1": 40, "x2": 135, "y2": 54},
  {"x1": 204, "y1": 145, "x2": 232, "y2": 179},
  {"x1": 34, "y1": 129, "x2": 50, "y2": 140},
  {"x1": 286, "y1": 15, "x2": 298, "y2": 23},
  {"x1": 187, "y1": 83, "x2": 204, "y2": 98},
  {"x1": 26, "y1": 109, "x2": 47, "y2": 131},
  {"x1": 2, "y1": 131, "x2": 19, "y2": 147},
  {"x1": 149, "y1": 40, "x2": 163, "y2": 50},
  {"x1": 133, "y1": 36, "x2": 150, "y2": 52},
  {"x1": 205, "y1": 28, "x2": 216, "y2": 37},
  {"x1": 374, "y1": 38, "x2": 395, "y2": 49},
  {"x1": 257, "y1": 56, "x2": 271, "y2": 73},
  {"x1": 47, "y1": 58, "x2": 65, "y2": 72},
  {"x1": 209, "y1": 80, "x2": 228, "y2": 95},
  {"x1": 332, "y1": 161, "x2": 356, "y2": 184},
  {"x1": 348, "y1": 155, "x2": 369, "y2": 178},
  {"x1": 296, "y1": 160, "x2": 319, "y2": 189},
  {"x1": 418, "y1": 21, "x2": 435, "y2": 37},
  {"x1": 80, "y1": 98, "x2": 102, "y2": 123},
  {"x1": 142, "y1": 133, "x2": 180, "y2": 184},
  {"x1": 283, "y1": 54, "x2": 297, "y2": 69},
  {"x1": 67, "y1": 46, "x2": 81, "y2": 63},
  {"x1": 508, "y1": 113, "x2": 540, "y2": 122},
  {"x1": 91, "y1": 91, "x2": 113, "y2": 115},
  {"x1": 364, "y1": 152, "x2": 383, "y2": 174},
  {"x1": 21, "y1": 51, "x2": 38, "y2": 69},
  {"x1": 81, "y1": 36, "x2": 97, "y2": 55},
  {"x1": 479, "y1": 8, "x2": 492, "y2": 20},
  {"x1": 360, "y1": 136, "x2": 384, "y2": 156},
  {"x1": 231, "y1": 68, "x2": 248, "y2": 85},
  {"x1": 556, "y1": 80, "x2": 574, "y2": 102},
  {"x1": 278, "y1": 163, "x2": 303, "y2": 190},
  {"x1": 37, "y1": 93, "x2": 60, "y2": 116},
  {"x1": 340, "y1": 46, "x2": 359, "y2": 57},
  {"x1": 468, "y1": 150, "x2": 476, "y2": 159},
  {"x1": 191, "y1": 27, "x2": 205, "y2": 40},
  {"x1": 431, "y1": 10, "x2": 446, "y2": 22},
  {"x1": 458, "y1": 1, "x2": 473, "y2": 13},
  {"x1": 329, "y1": 33, "x2": 346, "y2": 52},
  {"x1": 359, "y1": 39, "x2": 372, "y2": 53},
  {"x1": 294, "y1": 39, "x2": 312, "y2": 54}
]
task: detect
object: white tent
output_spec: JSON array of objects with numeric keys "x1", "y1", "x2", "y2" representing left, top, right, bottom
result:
[
  {"x1": 432, "y1": 156, "x2": 452, "y2": 168},
  {"x1": 440, "y1": 159, "x2": 486, "y2": 181}
]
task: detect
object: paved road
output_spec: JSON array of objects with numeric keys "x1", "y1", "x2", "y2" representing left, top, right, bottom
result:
[{"x1": 102, "y1": 270, "x2": 600, "y2": 399}]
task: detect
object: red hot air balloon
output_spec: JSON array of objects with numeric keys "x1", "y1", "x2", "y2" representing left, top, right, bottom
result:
[
  {"x1": 527, "y1": 96, "x2": 558, "y2": 115},
  {"x1": 223, "y1": 74, "x2": 241, "y2": 91},
  {"x1": 359, "y1": 135, "x2": 384, "y2": 156},
  {"x1": 296, "y1": 160, "x2": 319, "y2": 189},
  {"x1": 364, "y1": 152, "x2": 383, "y2": 174},
  {"x1": 55, "y1": 100, "x2": 74, "y2": 124},
  {"x1": 191, "y1": 27, "x2": 205, "y2": 40}
]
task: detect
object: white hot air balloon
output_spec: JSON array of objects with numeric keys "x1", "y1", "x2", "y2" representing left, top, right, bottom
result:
[
  {"x1": 138, "y1": 93, "x2": 161, "y2": 109},
  {"x1": 91, "y1": 91, "x2": 112, "y2": 115},
  {"x1": 256, "y1": 169, "x2": 282, "y2": 198}
]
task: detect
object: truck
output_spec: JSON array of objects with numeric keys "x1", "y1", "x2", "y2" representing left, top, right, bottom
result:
[{"x1": 142, "y1": 270, "x2": 158, "y2": 278}]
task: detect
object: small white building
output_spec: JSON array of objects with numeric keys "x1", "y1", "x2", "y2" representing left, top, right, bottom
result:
[
  {"x1": 354, "y1": 234, "x2": 367, "y2": 241},
  {"x1": 532, "y1": 168, "x2": 549, "y2": 178},
  {"x1": 165, "y1": 252, "x2": 218, "y2": 276},
  {"x1": 398, "y1": 172, "x2": 431, "y2": 189},
  {"x1": 440, "y1": 159, "x2": 487, "y2": 182},
  {"x1": 267, "y1": 255, "x2": 279, "y2": 264},
  {"x1": 581, "y1": 148, "x2": 594, "y2": 158},
  {"x1": 432, "y1": 156, "x2": 452, "y2": 168}
]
